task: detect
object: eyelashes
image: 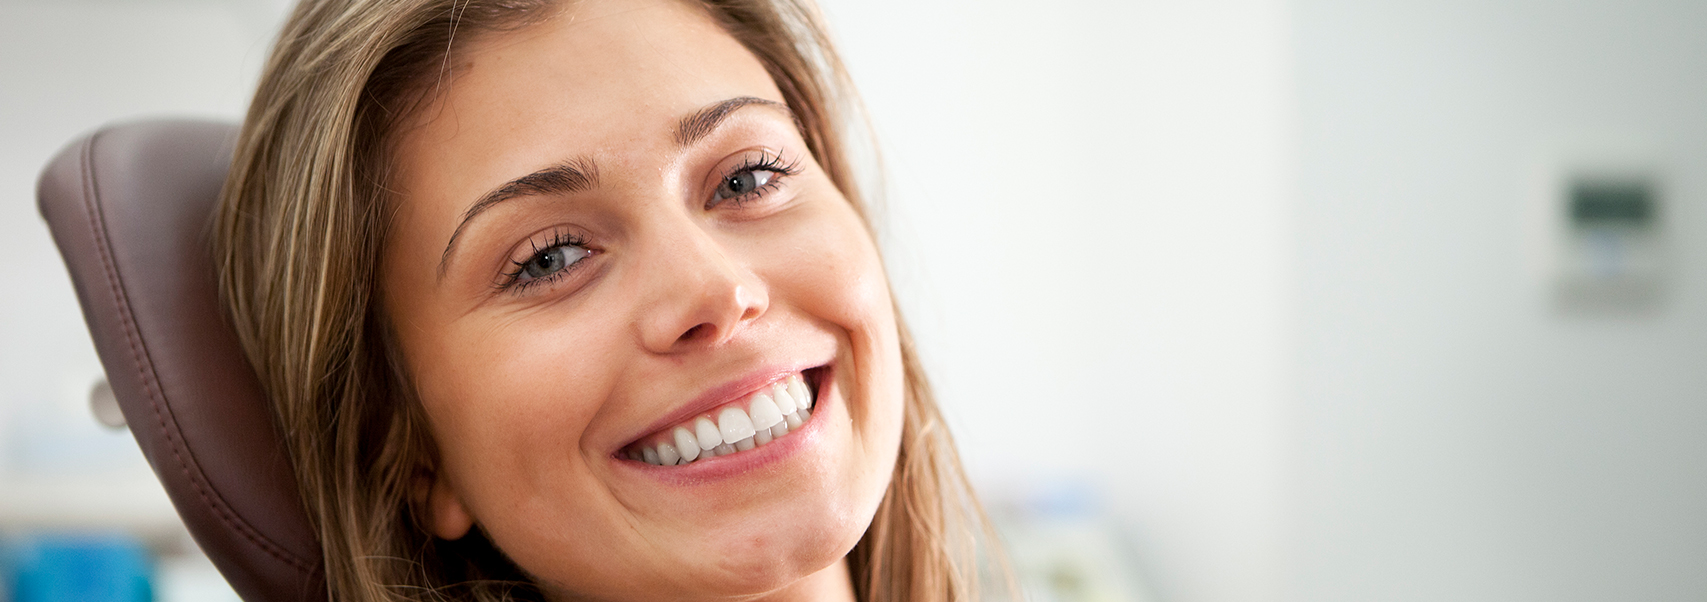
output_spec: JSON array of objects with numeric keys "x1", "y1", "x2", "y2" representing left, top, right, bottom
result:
[
  {"x1": 500, "y1": 229, "x2": 592, "y2": 293},
  {"x1": 709, "y1": 151, "x2": 801, "y2": 208}
]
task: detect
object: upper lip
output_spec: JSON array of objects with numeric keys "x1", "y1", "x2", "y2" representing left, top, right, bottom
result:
[{"x1": 617, "y1": 361, "x2": 825, "y2": 452}]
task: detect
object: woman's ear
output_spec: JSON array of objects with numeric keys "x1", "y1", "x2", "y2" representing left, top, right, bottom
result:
[{"x1": 419, "y1": 471, "x2": 475, "y2": 540}]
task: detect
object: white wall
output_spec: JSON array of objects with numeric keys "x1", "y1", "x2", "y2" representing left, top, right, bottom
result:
[
  {"x1": 0, "y1": 0, "x2": 286, "y2": 527},
  {"x1": 819, "y1": 2, "x2": 1293, "y2": 601},
  {"x1": 1290, "y1": 0, "x2": 1707, "y2": 600}
]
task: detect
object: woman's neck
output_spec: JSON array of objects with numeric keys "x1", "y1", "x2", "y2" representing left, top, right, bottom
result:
[
  {"x1": 757, "y1": 557, "x2": 857, "y2": 602},
  {"x1": 543, "y1": 557, "x2": 857, "y2": 602}
]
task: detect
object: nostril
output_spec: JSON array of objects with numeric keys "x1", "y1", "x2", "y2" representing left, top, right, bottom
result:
[{"x1": 679, "y1": 323, "x2": 713, "y2": 343}]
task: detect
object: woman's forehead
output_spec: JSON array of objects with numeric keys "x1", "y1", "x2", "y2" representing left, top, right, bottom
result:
[
  {"x1": 389, "y1": 0, "x2": 787, "y2": 216},
  {"x1": 403, "y1": 0, "x2": 782, "y2": 153}
]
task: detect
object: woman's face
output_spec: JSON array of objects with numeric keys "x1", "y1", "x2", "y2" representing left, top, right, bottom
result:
[{"x1": 381, "y1": 0, "x2": 904, "y2": 598}]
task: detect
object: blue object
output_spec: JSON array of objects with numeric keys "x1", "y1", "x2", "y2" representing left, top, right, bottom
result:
[{"x1": 5, "y1": 534, "x2": 152, "y2": 602}]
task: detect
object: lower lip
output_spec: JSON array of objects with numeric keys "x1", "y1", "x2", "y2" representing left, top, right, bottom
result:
[{"x1": 615, "y1": 378, "x2": 832, "y2": 486}]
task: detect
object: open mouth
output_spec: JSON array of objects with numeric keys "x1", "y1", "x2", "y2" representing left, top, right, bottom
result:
[{"x1": 621, "y1": 366, "x2": 825, "y2": 466}]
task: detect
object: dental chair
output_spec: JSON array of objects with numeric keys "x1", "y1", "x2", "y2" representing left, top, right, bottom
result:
[{"x1": 36, "y1": 120, "x2": 326, "y2": 602}]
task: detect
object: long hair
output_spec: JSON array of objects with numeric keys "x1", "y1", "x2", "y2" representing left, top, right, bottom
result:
[{"x1": 215, "y1": 0, "x2": 995, "y2": 599}]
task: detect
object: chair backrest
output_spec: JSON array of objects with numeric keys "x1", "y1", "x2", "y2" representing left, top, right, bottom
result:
[{"x1": 36, "y1": 119, "x2": 325, "y2": 602}]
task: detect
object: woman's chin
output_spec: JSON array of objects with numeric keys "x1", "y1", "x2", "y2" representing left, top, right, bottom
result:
[
  {"x1": 529, "y1": 505, "x2": 862, "y2": 601},
  {"x1": 673, "y1": 520, "x2": 859, "y2": 597},
  {"x1": 521, "y1": 396, "x2": 878, "y2": 599}
]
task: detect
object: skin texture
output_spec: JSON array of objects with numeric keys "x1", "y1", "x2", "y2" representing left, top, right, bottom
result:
[{"x1": 380, "y1": 0, "x2": 905, "y2": 599}]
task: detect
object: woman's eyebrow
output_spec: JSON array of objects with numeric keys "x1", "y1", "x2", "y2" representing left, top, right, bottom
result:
[
  {"x1": 438, "y1": 158, "x2": 599, "y2": 280},
  {"x1": 675, "y1": 96, "x2": 792, "y2": 147}
]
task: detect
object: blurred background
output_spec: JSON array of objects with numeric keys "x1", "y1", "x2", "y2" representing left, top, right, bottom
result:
[{"x1": 1, "y1": 0, "x2": 1703, "y2": 600}]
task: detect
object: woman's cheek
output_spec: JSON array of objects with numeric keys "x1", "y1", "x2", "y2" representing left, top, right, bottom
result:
[
  {"x1": 805, "y1": 204, "x2": 906, "y2": 436},
  {"x1": 783, "y1": 205, "x2": 892, "y2": 328},
  {"x1": 425, "y1": 317, "x2": 611, "y2": 478}
]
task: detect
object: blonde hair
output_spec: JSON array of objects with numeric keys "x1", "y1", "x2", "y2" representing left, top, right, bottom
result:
[{"x1": 215, "y1": 0, "x2": 996, "y2": 600}]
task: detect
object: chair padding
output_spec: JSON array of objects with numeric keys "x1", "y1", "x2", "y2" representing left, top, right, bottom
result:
[{"x1": 37, "y1": 119, "x2": 325, "y2": 602}]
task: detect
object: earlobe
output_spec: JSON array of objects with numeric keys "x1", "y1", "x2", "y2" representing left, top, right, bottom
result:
[{"x1": 426, "y1": 474, "x2": 475, "y2": 540}]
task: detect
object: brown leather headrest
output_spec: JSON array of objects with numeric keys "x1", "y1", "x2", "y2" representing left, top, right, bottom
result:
[{"x1": 36, "y1": 119, "x2": 326, "y2": 601}]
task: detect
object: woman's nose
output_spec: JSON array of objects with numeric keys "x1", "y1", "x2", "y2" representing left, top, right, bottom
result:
[{"x1": 636, "y1": 226, "x2": 769, "y2": 353}]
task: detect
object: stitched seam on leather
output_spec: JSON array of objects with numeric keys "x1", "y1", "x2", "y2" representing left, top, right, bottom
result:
[{"x1": 81, "y1": 130, "x2": 316, "y2": 575}]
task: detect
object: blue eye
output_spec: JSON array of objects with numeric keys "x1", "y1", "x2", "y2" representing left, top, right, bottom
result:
[
  {"x1": 505, "y1": 231, "x2": 593, "y2": 291},
  {"x1": 521, "y1": 244, "x2": 590, "y2": 280},
  {"x1": 709, "y1": 152, "x2": 801, "y2": 207},
  {"x1": 714, "y1": 169, "x2": 776, "y2": 202}
]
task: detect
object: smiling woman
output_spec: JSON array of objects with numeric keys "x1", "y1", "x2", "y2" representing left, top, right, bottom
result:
[{"x1": 212, "y1": 0, "x2": 993, "y2": 600}]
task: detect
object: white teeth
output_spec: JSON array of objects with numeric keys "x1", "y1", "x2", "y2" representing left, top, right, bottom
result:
[
  {"x1": 749, "y1": 394, "x2": 783, "y2": 430},
  {"x1": 788, "y1": 375, "x2": 812, "y2": 410},
  {"x1": 631, "y1": 372, "x2": 820, "y2": 466},
  {"x1": 673, "y1": 427, "x2": 700, "y2": 463},
  {"x1": 718, "y1": 406, "x2": 756, "y2": 443},
  {"x1": 770, "y1": 382, "x2": 797, "y2": 415},
  {"x1": 695, "y1": 417, "x2": 722, "y2": 451}
]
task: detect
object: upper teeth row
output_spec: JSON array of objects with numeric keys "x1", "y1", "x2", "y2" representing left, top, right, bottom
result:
[{"x1": 633, "y1": 373, "x2": 816, "y2": 466}]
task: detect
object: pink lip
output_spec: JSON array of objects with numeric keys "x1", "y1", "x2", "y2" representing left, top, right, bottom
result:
[{"x1": 616, "y1": 362, "x2": 826, "y2": 453}]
